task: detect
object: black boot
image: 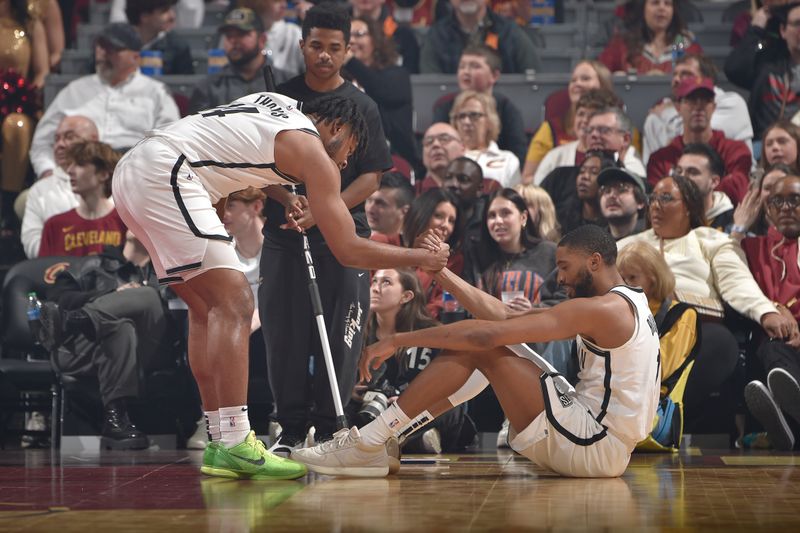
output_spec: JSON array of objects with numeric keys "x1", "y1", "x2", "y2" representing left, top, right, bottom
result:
[{"x1": 101, "y1": 399, "x2": 149, "y2": 450}]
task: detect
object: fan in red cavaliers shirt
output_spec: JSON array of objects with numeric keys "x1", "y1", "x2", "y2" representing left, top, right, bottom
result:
[{"x1": 39, "y1": 141, "x2": 126, "y2": 257}]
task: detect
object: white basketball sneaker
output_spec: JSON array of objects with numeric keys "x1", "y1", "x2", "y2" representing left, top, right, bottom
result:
[{"x1": 291, "y1": 427, "x2": 389, "y2": 477}]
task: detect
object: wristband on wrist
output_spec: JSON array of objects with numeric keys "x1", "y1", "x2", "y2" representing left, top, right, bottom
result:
[{"x1": 731, "y1": 224, "x2": 747, "y2": 234}]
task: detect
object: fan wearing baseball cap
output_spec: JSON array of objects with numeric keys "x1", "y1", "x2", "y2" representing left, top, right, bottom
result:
[
  {"x1": 646, "y1": 77, "x2": 753, "y2": 205},
  {"x1": 598, "y1": 167, "x2": 648, "y2": 241}
]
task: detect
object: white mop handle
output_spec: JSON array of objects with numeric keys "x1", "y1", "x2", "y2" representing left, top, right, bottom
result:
[{"x1": 315, "y1": 314, "x2": 346, "y2": 417}]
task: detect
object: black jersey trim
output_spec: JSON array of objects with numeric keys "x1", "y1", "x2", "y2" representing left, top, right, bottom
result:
[
  {"x1": 541, "y1": 374, "x2": 608, "y2": 446},
  {"x1": 171, "y1": 155, "x2": 234, "y2": 243},
  {"x1": 578, "y1": 342, "x2": 613, "y2": 424},
  {"x1": 165, "y1": 261, "x2": 203, "y2": 275},
  {"x1": 158, "y1": 276, "x2": 184, "y2": 285},
  {"x1": 186, "y1": 159, "x2": 300, "y2": 184}
]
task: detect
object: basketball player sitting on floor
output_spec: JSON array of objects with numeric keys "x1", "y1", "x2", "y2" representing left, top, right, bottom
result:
[{"x1": 292, "y1": 225, "x2": 662, "y2": 478}]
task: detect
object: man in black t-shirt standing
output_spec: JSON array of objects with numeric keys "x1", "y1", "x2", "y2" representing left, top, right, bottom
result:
[{"x1": 262, "y1": 2, "x2": 393, "y2": 453}]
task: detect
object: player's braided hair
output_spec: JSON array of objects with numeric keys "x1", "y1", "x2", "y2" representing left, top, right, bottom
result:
[{"x1": 300, "y1": 95, "x2": 369, "y2": 158}]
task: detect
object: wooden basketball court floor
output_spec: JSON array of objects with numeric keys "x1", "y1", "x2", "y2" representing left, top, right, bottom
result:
[{"x1": 1, "y1": 446, "x2": 799, "y2": 532}]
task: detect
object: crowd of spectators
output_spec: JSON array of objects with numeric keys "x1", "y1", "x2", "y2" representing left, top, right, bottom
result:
[{"x1": 1, "y1": 0, "x2": 800, "y2": 454}]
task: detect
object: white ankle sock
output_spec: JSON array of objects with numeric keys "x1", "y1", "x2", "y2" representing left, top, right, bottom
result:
[
  {"x1": 360, "y1": 403, "x2": 411, "y2": 447},
  {"x1": 204, "y1": 410, "x2": 220, "y2": 442},
  {"x1": 219, "y1": 405, "x2": 251, "y2": 447}
]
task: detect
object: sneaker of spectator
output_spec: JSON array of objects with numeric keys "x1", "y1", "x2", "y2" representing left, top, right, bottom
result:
[
  {"x1": 598, "y1": 167, "x2": 648, "y2": 241},
  {"x1": 29, "y1": 22, "x2": 180, "y2": 180},
  {"x1": 643, "y1": 53, "x2": 753, "y2": 163},
  {"x1": 20, "y1": 115, "x2": 99, "y2": 259},
  {"x1": 433, "y1": 45, "x2": 527, "y2": 166},
  {"x1": 450, "y1": 91, "x2": 520, "y2": 188},
  {"x1": 419, "y1": 0, "x2": 540, "y2": 74},
  {"x1": 674, "y1": 143, "x2": 735, "y2": 232},
  {"x1": 647, "y1": 77, "x2": 752, "y2": 205},
  {"x1": 418, "y1": 123, "x2": 466, "y2": 195},
  {"x1": 127, "y1": 0, "x2": 194, "y2": 74},
  {"x1": 745, "y1": 380, "x2": 795, "y2": 450},
  {"x1": 190, "y1": 7, "x2": 293, "y2": 113}
]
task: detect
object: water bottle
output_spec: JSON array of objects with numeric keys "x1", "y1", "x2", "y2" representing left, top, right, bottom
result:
[
  {"x1": 26, "y1": 292, "x2": 42, "y2": 342},
  {"x1": 442, "y1": 290, "x2": 462, "y2": 313},
  {"x1": 671, "y1": 35, "x2": 686, "y2": 69},
  {"x1": 139, "y1": 50, "x2": 164, "y2": 77}
]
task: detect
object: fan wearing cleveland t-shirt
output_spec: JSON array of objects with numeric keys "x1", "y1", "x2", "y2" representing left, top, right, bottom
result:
[{"x1": 39, "y1": 141, "x2": 126, "y2": 257}]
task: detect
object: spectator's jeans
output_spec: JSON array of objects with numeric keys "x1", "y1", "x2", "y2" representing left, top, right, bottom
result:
[{"x1": 56, "y1": 287, "x2": 167, "y2": 406}]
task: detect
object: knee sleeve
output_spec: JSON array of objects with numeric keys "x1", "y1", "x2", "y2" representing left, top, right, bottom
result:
[{"x1": 447, "y1": 370, "x2": 490, "y2": 407}]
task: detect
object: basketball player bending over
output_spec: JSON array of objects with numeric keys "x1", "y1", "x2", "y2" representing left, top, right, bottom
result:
[
  {"x1": 112, "y1": 93, "x2": 449, "y2": 480},
  {"x1": 292, "y1": 225, "x2": 661, "y2": 478}
]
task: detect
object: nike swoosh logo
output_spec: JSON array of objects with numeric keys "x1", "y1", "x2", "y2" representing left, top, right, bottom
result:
[
  {"x1": 231, "y1": 453, "x2": 265, "y2": 466},
  {"x1": 358, "y1": 273, "x2": 366, "y2": 277},
  {"x1": 62, "y1": 226, "x2": 74, "y2": 233}
]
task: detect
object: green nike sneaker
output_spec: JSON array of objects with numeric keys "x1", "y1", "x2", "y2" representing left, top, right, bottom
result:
[{"x1": 201, "y1": 431, "x2": 307, "y2": 480}]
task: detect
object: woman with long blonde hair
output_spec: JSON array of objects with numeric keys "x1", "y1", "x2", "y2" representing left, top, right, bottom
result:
[{"x1": 514, "y1": 183, "x2": 561, "y2": 243}]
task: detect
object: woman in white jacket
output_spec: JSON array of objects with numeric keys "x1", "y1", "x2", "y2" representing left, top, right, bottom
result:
[{"x1": 618, "y1": 174, "x2": 797, "y2": 430}]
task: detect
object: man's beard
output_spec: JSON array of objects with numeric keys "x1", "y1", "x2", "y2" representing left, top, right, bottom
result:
[
  {"x1": 324, "y1": 135, "x2": 344, "y2": 161},
  {"x1": 605, "y1": 212, "x2": 636, "y2": 226},
  {"x1": 229, "y1": 47, "x2": 262, "y2": 68},
  {"x1": 96, "y1": 62, "x2": 113, "y2": 83},
  {"x1": 572, "y1": 267, "x2": 595, "y2": 298}
]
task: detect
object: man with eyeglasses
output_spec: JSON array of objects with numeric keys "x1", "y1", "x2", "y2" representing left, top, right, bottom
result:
[
  {"x1": 647, "y1": 77, "x2": 752, "y2": 204},
  {"x1": 643, "y1": 53, "x2": 753, "y2": 163},
  {"x1": 541, "y1": 106, "x2": 644, "y2": 212},
  {"x1": 741, "y1": 175, "x2": 800, "y2": 450},
  {"x1": 674, "y1": 143, "x2": 734, "y2": 232},
  {"x1": 598, "y1": 167, "x2": 647, "y2": 241},
  {"x1": 725, "y1": 2, "x2": 800, "y2": 142},
  {"x1": 416, "y1": 123, "x2": 466, "y2": 195}
]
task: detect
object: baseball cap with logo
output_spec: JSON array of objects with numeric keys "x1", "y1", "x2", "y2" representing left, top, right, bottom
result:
[
  {"x1": 95, "y1": 22, "x2": 142, "y2": 51},
  {"x1": 219, "y1": 7, "x2": 265, "y2": 34},
  {"x1": 675, "y1": 77, "x2": 715, "y2": 100}
]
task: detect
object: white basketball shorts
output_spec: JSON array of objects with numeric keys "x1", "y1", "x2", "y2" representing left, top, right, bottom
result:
[
  {"x1": 112, "y1": 137, "x2": 243, "y2": 284},
  {"x1": 509, "y1": 374, "x2": 632, "y2": 478}
]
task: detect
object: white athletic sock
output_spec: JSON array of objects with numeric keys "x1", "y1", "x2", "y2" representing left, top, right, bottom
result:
[
  {"x1": 219, "y1": 405, "x2": 251, "y2": 447},
  {"x1": 360, "y1": 403, "x2": 411, "y2": 447},
  {"x1": 204, "y1": 410, "x2": 220, "y2": 442}
]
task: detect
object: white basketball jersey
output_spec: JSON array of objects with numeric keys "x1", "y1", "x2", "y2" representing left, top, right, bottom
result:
[
  {"x1": 146, "y1": 92, "x2": 319, "y2": 201},
  {"x1": 574, "y1": 286, "x2": 661, "y2": 447}
]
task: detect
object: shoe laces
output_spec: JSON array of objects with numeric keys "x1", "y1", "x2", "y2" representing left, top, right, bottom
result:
[{"x1": 318, "y1": 428, "x2": 355, "y2": 453}]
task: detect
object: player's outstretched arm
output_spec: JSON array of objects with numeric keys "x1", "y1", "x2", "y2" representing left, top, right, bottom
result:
[
  {"x1": 434, "y1": 267, "x2": 509, "y2": 321},
  {"x1": 275, "y1": 131, "x2": 449, "y2": 271},
  {"x1": 364, "y1": 296, "x2": 625, "y2": 371}
]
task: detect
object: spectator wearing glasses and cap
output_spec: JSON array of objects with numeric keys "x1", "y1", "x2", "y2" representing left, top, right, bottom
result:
[
  {"x1": 190, "y1": 7, "x2": 293, "y2": 113},
  {"x1": 647, "y1": 77, "x2": 753, "y2": 205},
  {"x1": 29, "y1": 22, "x2": 180, "y2": 180},
  {"x1": 598, "y1": 166, "x2": 648, "y2": 241}
]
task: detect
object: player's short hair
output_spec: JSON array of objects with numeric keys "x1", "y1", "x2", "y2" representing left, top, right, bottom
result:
[
  {"x1": 228, "y1": 186, "x2": 266, "y2": 203},
  {"x1": 65, "y1": 141, "x2": 121, "y2": 197},
  {"x1": 302, "y1": 1, "x2": 350, "y2": 42},
  {"x1": 558, "y1": 224, "x2": 618, "y2": 266},
  {"x1": 380, "y1": 172, "x2": 414, "y2": 208},
  {"x1": 125, "y1": 0, "x2": 177, "y2": 25},
  {"x1": 682, "y1": 143, "x2": 726, "y2": 178},
  {"x1": 301, "y1": 94, "x2": 369, "y2": 157}
]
